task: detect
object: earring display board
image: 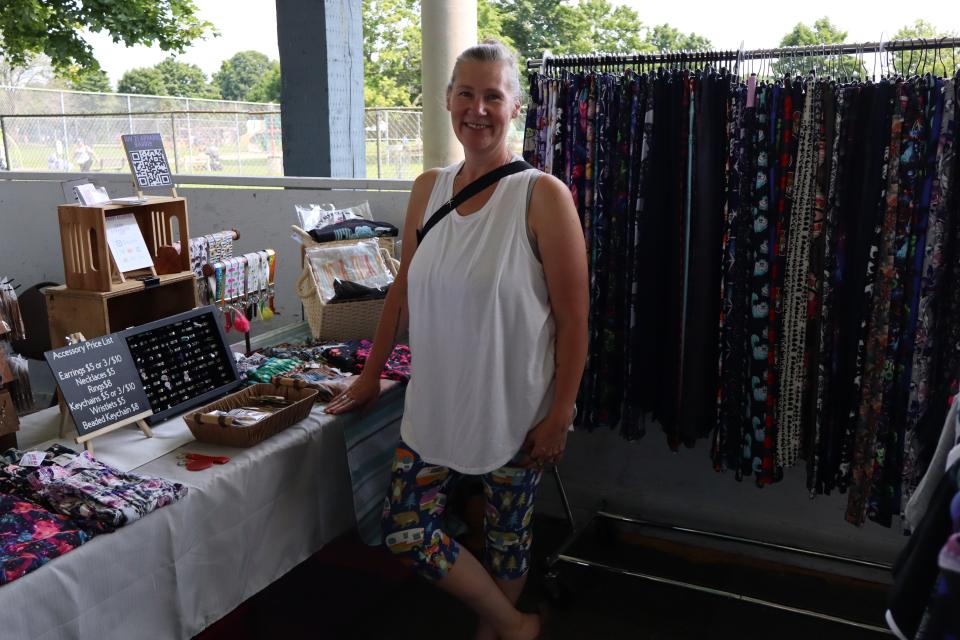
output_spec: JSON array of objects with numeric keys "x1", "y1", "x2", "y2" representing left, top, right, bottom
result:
[
  {"x1": 124, "y1": 307, "x2": 240, "y2": 424},
  {"x1": 45, "y1": 306, "x2": 241, "y2": 444}
]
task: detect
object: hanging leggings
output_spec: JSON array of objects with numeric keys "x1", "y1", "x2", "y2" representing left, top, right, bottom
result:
[{"x1": 381, "y1": 440, "x2": 542, "y2": 582}]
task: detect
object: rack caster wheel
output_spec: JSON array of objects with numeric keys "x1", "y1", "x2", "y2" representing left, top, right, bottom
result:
[{"x1": 542, "y1": 569, "x2": 571, "y2": 607}]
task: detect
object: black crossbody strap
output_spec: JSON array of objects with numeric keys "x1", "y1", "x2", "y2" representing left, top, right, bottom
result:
[{"x1": 417, "y1": 160, "x2": 533, "y2": 245}]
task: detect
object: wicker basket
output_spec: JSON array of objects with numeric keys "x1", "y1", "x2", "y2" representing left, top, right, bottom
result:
[
  {"x1": 296, "y1": 237, "x2": 399, "y2": 341},
  {"x1": 183, "y1": 383, "x2": 319, "y2": 447}
]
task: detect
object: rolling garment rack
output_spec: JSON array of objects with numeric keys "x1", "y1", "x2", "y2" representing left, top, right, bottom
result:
[
  {"x1": 530, "y1": 37, "x2": 960, "y2": 635},
  {"x1": 527, "y1": 36, "x2": 960, "y2": 75}
]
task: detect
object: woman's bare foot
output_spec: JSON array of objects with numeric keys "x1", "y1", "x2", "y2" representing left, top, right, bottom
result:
[
  {"x1": 473, "y1": 620, "x2": 498, "y2": 640},
  {"x1": 501, "y1": 611, "x2": 541, "y2": 640}
]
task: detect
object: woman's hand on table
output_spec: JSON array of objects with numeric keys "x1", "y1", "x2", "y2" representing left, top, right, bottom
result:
[{"x1": 324, "y1": 372, "x2": 381, "y2": 414}]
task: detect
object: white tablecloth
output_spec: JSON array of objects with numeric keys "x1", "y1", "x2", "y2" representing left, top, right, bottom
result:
[
  {"x1": 0, "y1": 384, "x2": 404, "y2": 640},
  {"x1": 16, "y1": 406, "x2": 198, "y2": 472}
]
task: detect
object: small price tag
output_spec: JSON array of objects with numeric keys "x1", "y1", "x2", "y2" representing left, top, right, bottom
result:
[
  {"x1": 51, "y1": 453, "x2": 77, "y2": 467},
  {"x1": 65, "y1": 451, "x2": 99, "y2": 470},
  {"x1": 19, "y1": 451, "x2": 47, "y2": 467}
]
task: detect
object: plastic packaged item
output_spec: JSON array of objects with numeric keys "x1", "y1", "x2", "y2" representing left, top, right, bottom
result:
[
  {"x1": 305, "y1": 239, "x2": 394, "y2": 304},
  {"x1": 295, "y1": 201, "x2": 372, "y2": 232}
]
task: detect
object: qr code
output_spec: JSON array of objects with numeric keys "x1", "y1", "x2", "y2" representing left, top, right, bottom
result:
[{"x1": 130, "y1": 149, "x2": 172, "y2": 187}]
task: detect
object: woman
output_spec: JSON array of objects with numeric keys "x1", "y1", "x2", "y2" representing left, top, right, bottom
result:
[{"x1": 326, "y1": 39, "x2": 588, "y2": 640}]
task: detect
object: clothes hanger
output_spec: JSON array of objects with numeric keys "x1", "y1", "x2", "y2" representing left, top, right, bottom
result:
[
  {"x1": 934, "y1": 37, "x2": 946, "y2": 78},
  {"x1": 906, "y1": 39, "x2": 916, "y2": 79},
  {"x1": 876, "y1": 42, "x2": 883, "y2": 80},
  {"x1": 921, "y1": 39, "x2": 930, "y2": 78},
  {"x1": 838, "y1": 44, "x2": 848, "y2": 83}
]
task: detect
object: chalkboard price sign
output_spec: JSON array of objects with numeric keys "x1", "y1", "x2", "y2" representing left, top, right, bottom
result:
[{"x1": 45, "y1": 334, "x2": 152, "y2": 437}]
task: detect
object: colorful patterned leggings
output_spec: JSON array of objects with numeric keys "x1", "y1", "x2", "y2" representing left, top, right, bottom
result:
[{"x1": 381, "y1": 440, "x2": 542, "y2": 582}]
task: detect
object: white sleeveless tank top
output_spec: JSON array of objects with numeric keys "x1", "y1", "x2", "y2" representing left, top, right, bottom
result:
[{"x1": 399, "y1": 160, "x2": 555, "y2": 474}]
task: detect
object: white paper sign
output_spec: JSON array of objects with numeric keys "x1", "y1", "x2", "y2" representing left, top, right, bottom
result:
[
  {"x1": 74, "y1": 182, "x2": 110, "y2": 206},
  {"x1": 104, "y1": 214, "x2": 154, "y2": 272}
]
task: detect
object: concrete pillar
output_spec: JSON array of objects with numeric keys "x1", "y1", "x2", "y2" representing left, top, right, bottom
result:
[
  {"x1": 276, "y1": 0, "x2": 365, "y2": 178},
  {"x1": 421, "y1": 0, "x2": 477, "y2": 169}
]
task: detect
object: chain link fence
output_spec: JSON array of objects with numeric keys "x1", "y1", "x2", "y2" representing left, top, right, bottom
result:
[
  {"x1": 0, "y1": 86, "x2": 525, "y2": 179},
  {"x1": 0, "y1": 110, "x2": 283, "y2": 175}
]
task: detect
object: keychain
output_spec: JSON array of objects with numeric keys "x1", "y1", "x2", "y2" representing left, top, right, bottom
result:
[
  {"x1": 223, "y1": 258, "x2": 238, "y2": 331},
  {"x1": 264, "y1": 249, "x2": 277, "y2": 320},
  {"x1": 258, "y1": 250, "x2": 271, "y2": 320},
  {"x1": 245, "y1": 252, "x2": 261, "y2": 318}
]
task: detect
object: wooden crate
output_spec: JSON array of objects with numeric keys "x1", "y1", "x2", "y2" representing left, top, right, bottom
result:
[
  {"x1": 44, "y1": 272, "x2": 199, "y2": 349},
  {"x1": 58, "y1": 197, "x2": 192, "y2": 292}
]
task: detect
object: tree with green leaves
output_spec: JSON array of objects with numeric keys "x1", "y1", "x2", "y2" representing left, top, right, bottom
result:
[
  {"x1": 477, "y1": 0, "x2": 511, "y2": 45},
  {"x1": 564, "y1": 0, "x2": 651, "y2": 54},
  {"x1": 774, "y1": 17, "x2": 854, "y2": 79},
  {"x1": 493, "y1": 1, "x2": 706, "y2": 58},
  {"x1": 890, "y1": 20, "x2": 958, "y2": 78},
  {"x1": 245, "y1": 65, "x2": 280, "y2": 104},
  {"x1": 117, "y1": 58, "x2": 218, "y2": 99},
  {"x1": 117, "y1": 67, "x2": 166, "y2": 96},
  {"x1": 63, "y1": 67, "x2": 112, "y2": 93},
  {"x1": 361, "y1": 0, "x2": 721, "y2": 106},
  {"x1": 490, "y1": 0, "x2": 580, "y2": 59},
  {"x1": 0, "y1": 0, "x2": 213, "y2": 80},
  {"x1": 646, "y1": 24, "x2": 712, "y2": 53},
  {"x1": 213, "y1": 50, "x2": 276, "y2": 101},
  {"x1": 363, "y1": 0, "x2": 422, "y2": 106}
]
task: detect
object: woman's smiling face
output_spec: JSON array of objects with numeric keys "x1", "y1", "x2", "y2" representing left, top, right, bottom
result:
[{"x1": 447, "y1": 59, "x2": 520, "y2": 155}]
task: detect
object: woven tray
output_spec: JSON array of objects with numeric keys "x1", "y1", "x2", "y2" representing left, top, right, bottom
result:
[{"x1": 183, "y1": 383, "x2": 319, "y2": 448}]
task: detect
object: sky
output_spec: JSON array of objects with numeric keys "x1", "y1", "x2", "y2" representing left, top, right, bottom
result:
[
  {"x1": 87, "y1": 0, "x2": 959, "y2": 86},
  {"x1": 618, "y1": 0, "x2": 960, "y2": 50},
  {"x1": 88, "y1": 0, "x2": 279, "y2": 86}
]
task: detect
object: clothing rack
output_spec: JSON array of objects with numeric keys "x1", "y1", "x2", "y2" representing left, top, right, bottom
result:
[
  {"x1": 527, "y1": 39, "x2": 940, "y2": 633},
  {"x1": 546, "y1": 469, "x2": 894, "y2": 634},
  {"x1": 526, "y1": 36, "x2": 960, "y2": 75}
]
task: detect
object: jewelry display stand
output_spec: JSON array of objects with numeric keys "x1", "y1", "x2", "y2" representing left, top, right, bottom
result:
[
  {"x1": 48, "y1": 197, "x2": 199, "y2": 350},
  {"x1": 57, "y1": 197, "x2": 191, "y2": 292}
]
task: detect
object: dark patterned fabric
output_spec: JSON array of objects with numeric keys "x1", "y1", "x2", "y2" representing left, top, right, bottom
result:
[
  {"x1": 846, "y1": 81, "x2": 904, "y2": 525},
  {"x1": 2, "y1": 445, "x2": 186, "y2": 532},
  {"x1": 320, "y1": 340, "x2": 412, "y2": 383},
  {"x1": 0, "y1": 494, "x2": 89, "y2": 585},
  {"x1": 522, "y1": 67, "x2": 960, "y2": 528}
]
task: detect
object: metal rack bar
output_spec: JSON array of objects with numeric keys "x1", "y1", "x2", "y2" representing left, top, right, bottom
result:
[
  {"x1": 557, "y1": 554, "x2": 893, "y2": 635},
  {"x1": 595, "y1": 511, "x2": 892, "y2": 571},
  {"x1": 527, "y1": 36, "x2": 960, "y2": 70},
  {"x1": 545, "y1": 469, "x2": 893, "y2": 634}
]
